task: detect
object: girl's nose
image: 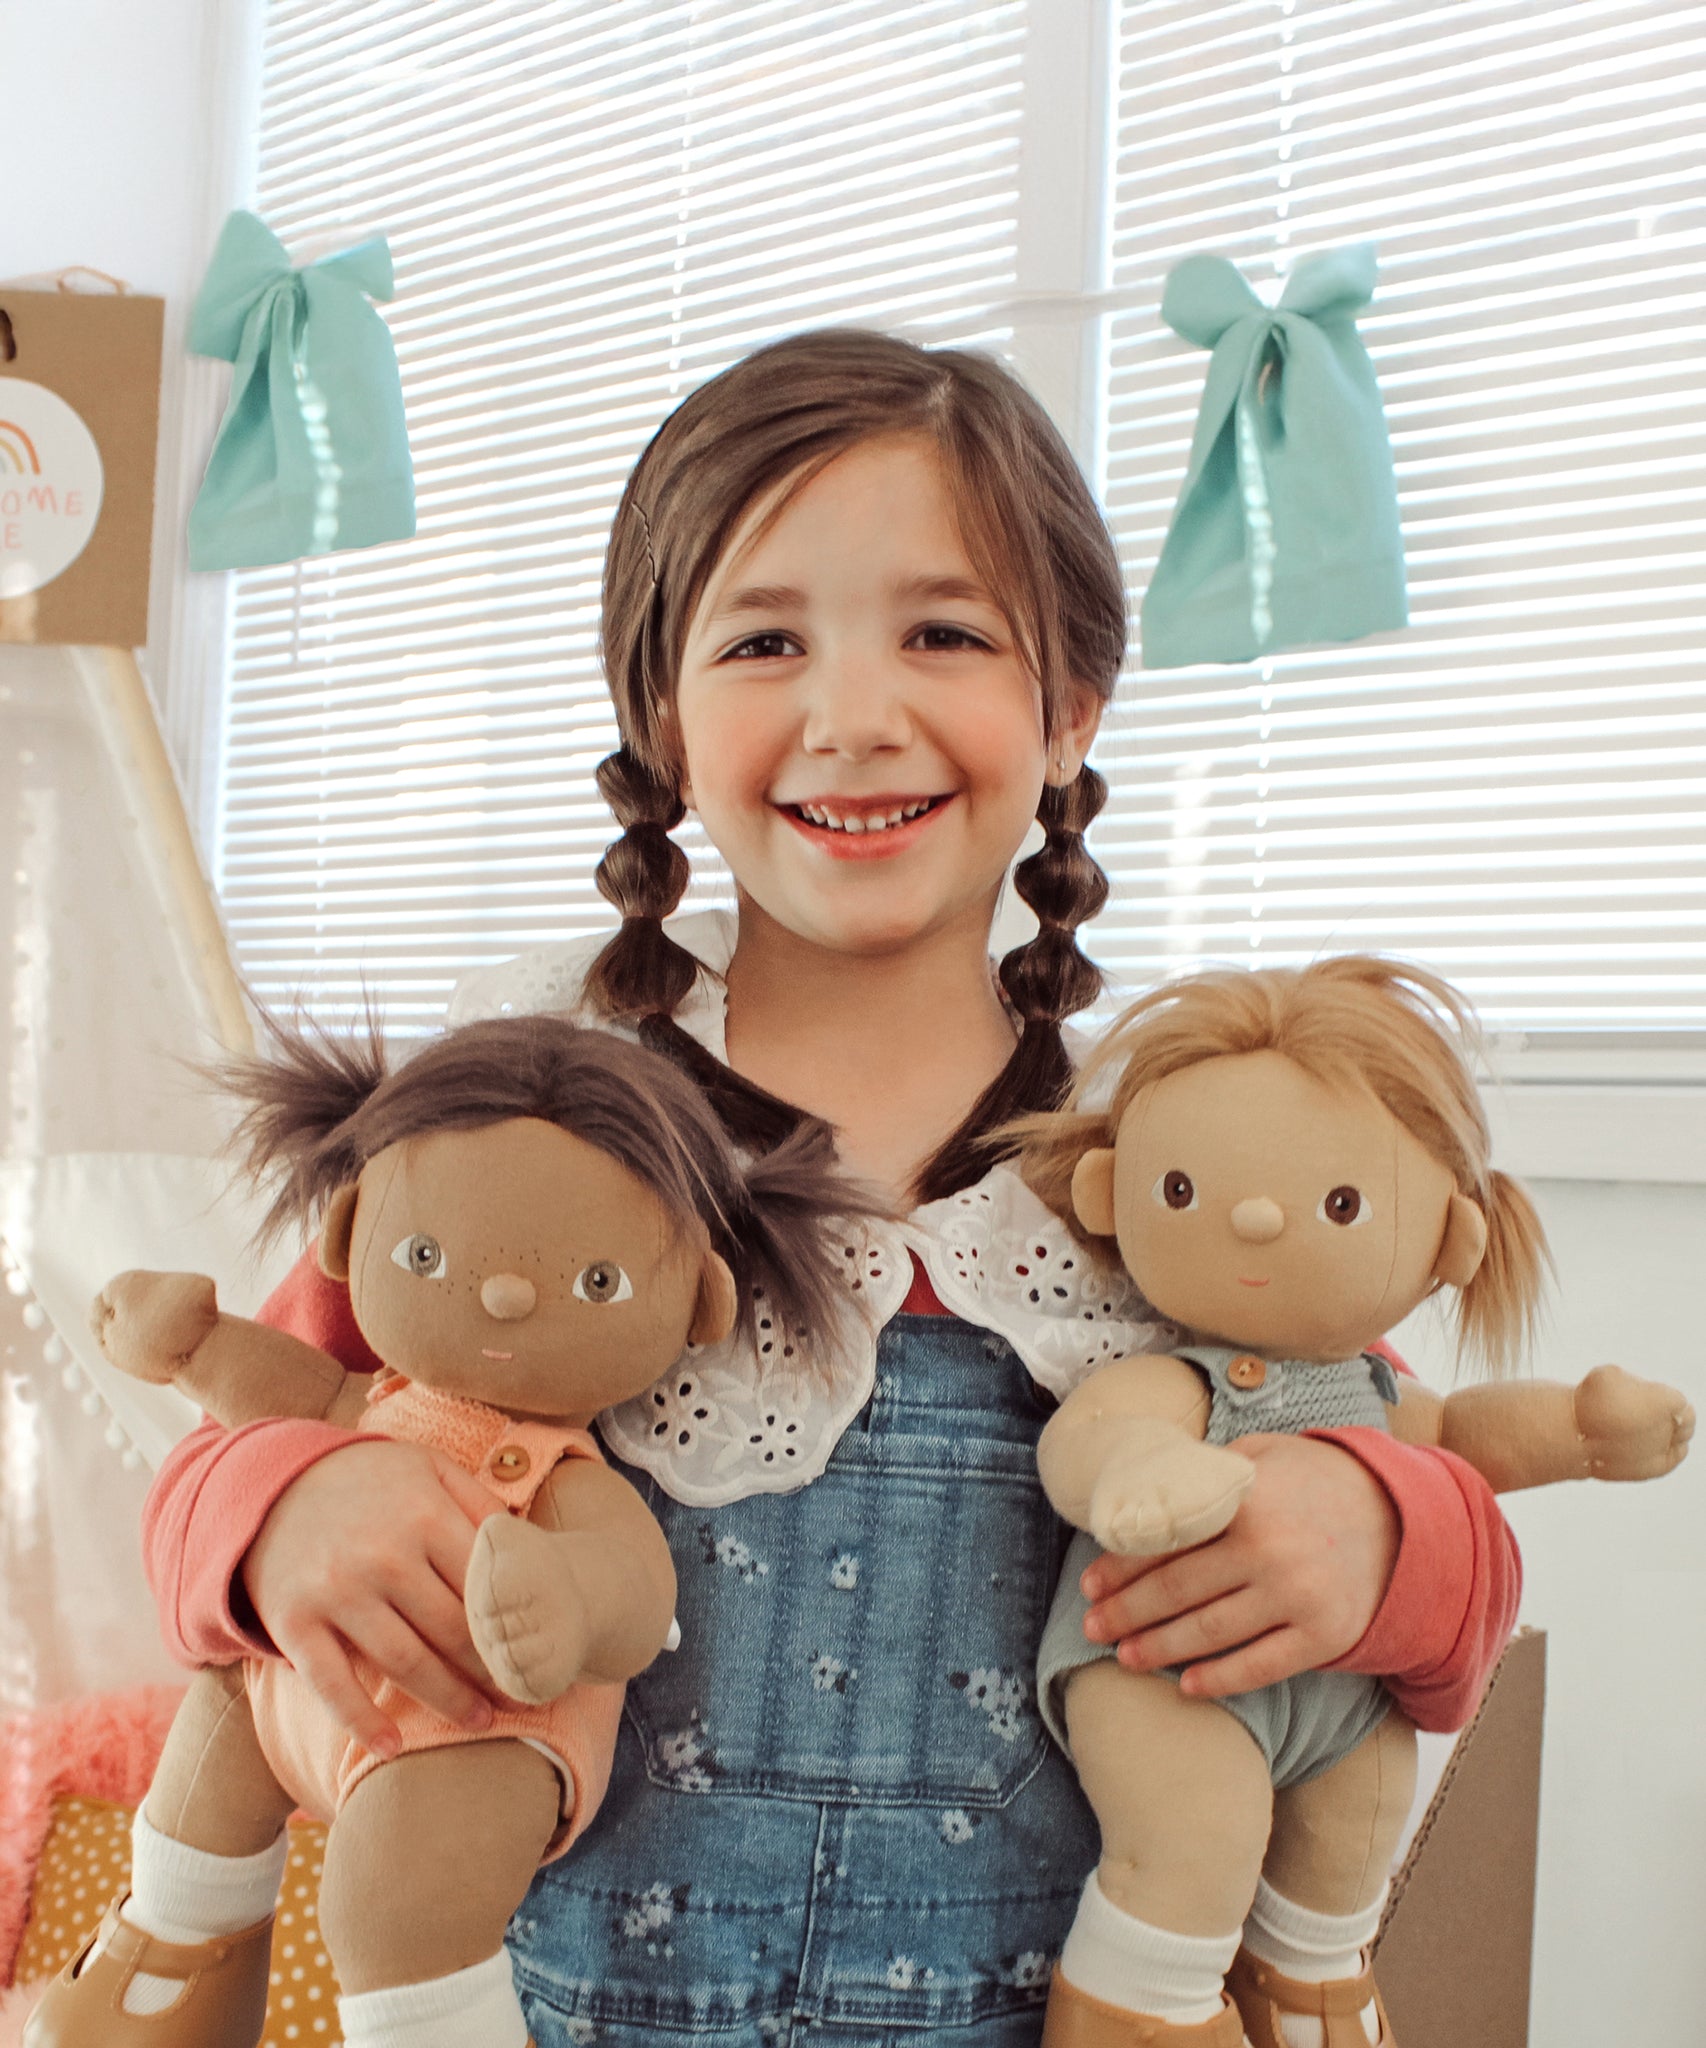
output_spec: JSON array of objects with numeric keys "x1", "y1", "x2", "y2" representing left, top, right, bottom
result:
[
  {"x1": 1229, "y1": 1197, "x2": 1285, "y2": 1243},
  {"x1": 480, "y1": 1272, "x2": 537, "y2": 1321},
  {"x1": 800, "y1": 651, "x2": 910, "y2": 760}
]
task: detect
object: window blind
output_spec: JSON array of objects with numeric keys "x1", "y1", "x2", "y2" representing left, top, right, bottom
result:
[
  {"x1": 1095, "y1": 0, "x2": 1706, "y2": 1056},
  {"x1": 222, "y1": 0, "x2": 1025, "y2": 1029}
]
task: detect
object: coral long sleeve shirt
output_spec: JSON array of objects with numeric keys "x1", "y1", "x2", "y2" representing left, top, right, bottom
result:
[{"x1": 142, "y1": 1251, "x2": 1518, "y2": 1736}]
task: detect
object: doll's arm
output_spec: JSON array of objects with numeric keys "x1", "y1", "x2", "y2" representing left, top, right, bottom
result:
[
  {"x1": 1037, "y1": 1353, "x2": 1255, "y2": 1559},
  {"x1": 93, "y1": 1268, "x2": 363, "y2": 1429},
  {"x1": 464, "y1": 1460, "x2": 678, "y2": 1705},
  {"x1": 1388, "y1": 1368, "x2": 1693, "y2": 1492}
]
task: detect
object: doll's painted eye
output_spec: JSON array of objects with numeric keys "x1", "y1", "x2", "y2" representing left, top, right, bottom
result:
[
  {"x1": 573, "y1": 1261, "x2": 634, "y2": 1305},
  {"x1": 391, "y1": 1234, "x2": 447, "y2": 1278},
  {"x1": 1152, "y1": 1170, "x2": 1197, "y2": 1212},
  {"x1": 1318, "y1": 1186, "x2": 1371, "y2": 1228}
]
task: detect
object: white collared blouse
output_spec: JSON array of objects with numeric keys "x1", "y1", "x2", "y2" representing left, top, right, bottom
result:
[{"x1": 447, "y1": 910, "x2": 1174, "y2": 1507}]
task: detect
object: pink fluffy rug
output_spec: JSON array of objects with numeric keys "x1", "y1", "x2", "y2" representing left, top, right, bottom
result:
[{"x1": 0, "y1": 1685, "x2": 184, "y2": 2000}]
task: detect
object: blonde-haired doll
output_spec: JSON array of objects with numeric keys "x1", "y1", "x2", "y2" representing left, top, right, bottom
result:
[{"x1": 1019, "y1": 954, "x2": 1693, "y2": 2048}]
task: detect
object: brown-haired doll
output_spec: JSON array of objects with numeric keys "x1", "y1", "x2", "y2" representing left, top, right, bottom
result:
[
  {"x1": 1014, "y1": 955, "x2": 1693, "y2": 2048},
  {"x1": 28, "y1": 1014, "x2": 875, "y2": 2048}
]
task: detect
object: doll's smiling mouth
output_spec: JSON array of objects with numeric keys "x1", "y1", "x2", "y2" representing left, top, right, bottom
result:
[
  {"x1": 1236, "y1": 1277, "x2": 1271, "y2": 1288},
  {"x1": 481, "y1": 1347, "x2": 515, "y2": 1360}
]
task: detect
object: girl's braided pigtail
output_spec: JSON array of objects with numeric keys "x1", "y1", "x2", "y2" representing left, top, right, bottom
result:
[
  {"x1": 582, "y1": 745, "x2": 701, "y2": 1024},
  {"x1": 913, "y1": 763, "x2": 1111, "y2": 1203}
]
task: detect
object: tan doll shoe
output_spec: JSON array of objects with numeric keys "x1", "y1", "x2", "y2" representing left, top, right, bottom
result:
[
  {"x1": 23, "y1": 1894, "x2": 274, "y2": 2048},
  {"x1": 1227, "y1": 1946, "x2": 1392, "y2": 2048},
  {"x1": 1041, "y1": 1965, "x2": 1248, "y2": 2046}
]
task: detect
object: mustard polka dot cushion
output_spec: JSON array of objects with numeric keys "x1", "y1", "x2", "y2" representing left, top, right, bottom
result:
[{"x1": 14, "y1": 1797, "x2": 341, "y2": 2043}]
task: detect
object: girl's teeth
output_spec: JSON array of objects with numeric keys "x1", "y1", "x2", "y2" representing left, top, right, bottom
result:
[{"x1": 798, "y1": 799, "x2": 933, "y2": 833}]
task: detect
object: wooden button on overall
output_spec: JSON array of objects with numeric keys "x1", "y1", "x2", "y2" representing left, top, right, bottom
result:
[
  {"x1": 490, "y1": 1444, "x2": 532, "y2": 1481},
  {"x1": 1226, "y1": 1354, "x2": 1268, "y2": 1390}
]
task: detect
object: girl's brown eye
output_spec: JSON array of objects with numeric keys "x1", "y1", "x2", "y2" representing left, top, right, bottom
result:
[
  {"x1": 573, "y1": 1261, "x2": 633, "y2": 1305},
  {"x1": 1319, "y1": 1185, "x2": 1370, "y2": 1228},
  {"x1": 1152, "y1": 1170, "x2": 1197, "y2": 1212}
]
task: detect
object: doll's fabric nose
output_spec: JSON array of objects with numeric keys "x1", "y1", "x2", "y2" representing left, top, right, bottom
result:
[
  {"x1": 480, "y1": 1272, "x2": 537, "y2": 1320},
  {"x1": 1229, "y1": 1197, "x2": 1285, "y2": 1243}
]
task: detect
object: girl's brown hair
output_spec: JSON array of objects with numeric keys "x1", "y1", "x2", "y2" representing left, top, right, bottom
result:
[
  {"x1": 218, "y1": 1011, "x2": 876, "y2": 1354},
  {"x1": 1015, "y1": 956, "x2": 1552, "y2": 1376},
  {"x1": 584, "y1": 326, "x2": 1127, "y2": 1200}
]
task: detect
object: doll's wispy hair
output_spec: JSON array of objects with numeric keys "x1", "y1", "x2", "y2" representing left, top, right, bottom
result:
[
  {"x1": 214, "y1": 1010, "x2": 882, "y2": 1358},
  {"x1": 1013, "y1": 955, "x2": 1551, "y2": 1376}
]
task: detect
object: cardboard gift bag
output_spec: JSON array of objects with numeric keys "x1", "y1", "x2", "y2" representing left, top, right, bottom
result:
[{"x1": 0, "y1": 276, "x2": 163, "y2": 648}]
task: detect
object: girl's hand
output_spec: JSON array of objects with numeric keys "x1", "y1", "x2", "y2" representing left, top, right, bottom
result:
[
  {"x1": 241, "y1": 1440, "x2": 506, "y2": 1756},
  {"x1": 1077, "y1": 1433, "x2": 1400, "y2": 1698}
]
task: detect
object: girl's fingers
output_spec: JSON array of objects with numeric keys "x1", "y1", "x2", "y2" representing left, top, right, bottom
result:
[
  {"x1": 391, "y1": 1571, "x2": 496, "y2": 1701},
  {"x1": 343, "y1": 1601, "x2": 496, "y2": 1731},
  {"x1": 1110, "y1": 1585, "x2": 1270, "y2": 1674},
  {"x1": 280, "y1": 1622, "x2": 402, "y2": 1758},
  {"x1": 1083, "y1": 1548, "x2": 1244, "y2": 1646},
  {"x1": 1174, "y1": 1625, "x2": 1314, "y2": 1701}
]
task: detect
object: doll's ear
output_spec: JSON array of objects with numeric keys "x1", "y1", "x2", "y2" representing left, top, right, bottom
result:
[
  {"x1": 1433, "y1": 1192, "x2": 1489, "y2": 1290},
  {"x1": 1071, "y1": 1149, "x2": 1119, "y2": 1238},
  {"x1": 317, "y1": 1184, "x2": 361, "y2": 1281},
  {"x1": 689, "y1": 1251, "x2": 739, "y2": 1347}
]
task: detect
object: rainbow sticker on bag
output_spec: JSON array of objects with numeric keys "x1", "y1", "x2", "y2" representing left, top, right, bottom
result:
[{"x1": 0, "y1": 380, "x2": 105, "y2": 599}]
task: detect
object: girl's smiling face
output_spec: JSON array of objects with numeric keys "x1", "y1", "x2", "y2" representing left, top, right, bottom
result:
[{"x1": 673, "y1": 433, "x2": 1099, "y2": 959}]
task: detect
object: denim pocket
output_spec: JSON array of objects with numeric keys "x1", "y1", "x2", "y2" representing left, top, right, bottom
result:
[{"x1": 626, "y1": 1338, "x2": 1067, "y2": 1811}]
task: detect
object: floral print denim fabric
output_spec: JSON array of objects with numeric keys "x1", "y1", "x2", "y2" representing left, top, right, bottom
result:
[{"x1": 511, "y1": 1312, "x2": 1099, "y2": 2047}]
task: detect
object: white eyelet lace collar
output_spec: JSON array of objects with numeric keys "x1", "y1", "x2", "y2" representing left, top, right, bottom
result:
[{"x1": 448, "y1": 915, "x2": 1177, "y2": 1507}]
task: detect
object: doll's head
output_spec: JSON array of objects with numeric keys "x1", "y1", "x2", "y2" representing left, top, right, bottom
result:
[
  {"x1": 222, "y1": 1014, "x2": 869, "y2": 1420},
  {"x1": 582, "y1": 327, "x2": 1127, "y2": 1197},
  {"x1": 1018, "y1": 956, "x2": 1551, "y2": 1373}
]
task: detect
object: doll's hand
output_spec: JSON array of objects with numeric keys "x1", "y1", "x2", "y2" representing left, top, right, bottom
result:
[
  {"x1": 91, "y1": 1270, "x2": 218, "y2": 1382},
  {"x1": 465, "y1": 1515, "x2": 591, "y2": 1706},
  {"x1": 1087, "y1": 1435, "x2": 1255, "y2": 1558},
  {"x1": 1076, "y1": 1433, "x2": 1398, "y2": 1698},
  {"x1": 1574, "y1": 1364, "x2": 1695, "y2": 1480}
]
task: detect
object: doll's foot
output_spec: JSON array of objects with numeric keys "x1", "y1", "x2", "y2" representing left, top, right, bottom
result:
[
  {"x1": 1040, "y1": 1965, "x2": 1247, "y2": 2045},
  {"x1": 90, "y1": 1271, "x2": 219, "y2": 1384},
  {"x1": 1574, "y1": 1364, "x2": 1695, "y2": 1480},
  {"x1": 1088, "y1": 1438, "x2": 1255, "y2": 1559},
  {"x1": 23, "y1": 1894, "x2": 273, "y2": 2048},
  {"x1": 1226, "y1": 1947, "x2": 1390, "y2": 2048},
  {"x1": 466, "y1": 1514, "x2": 591, "y2": 1705}
]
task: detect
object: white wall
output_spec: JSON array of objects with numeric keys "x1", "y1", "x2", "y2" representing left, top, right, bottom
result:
[
  {"x1": 4, "y1": 7, "x2": 1702, "y2": 2040},
  {"x1": 0, "y1": 0, "x2": 260, "y2": 837},
  {"x1": 1393, "y1": 1178, "x2": 1706, "y2": 2046}
]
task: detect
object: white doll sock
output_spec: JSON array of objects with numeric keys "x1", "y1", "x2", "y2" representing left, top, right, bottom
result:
[
  {"x1": 1057, "y1": 1870, "x2": 1240, "y2": 2024},
  {"x1": 115, "y1": 1808, "x2": 288, "y2": 2014},
  {"x1": 338, "y1": 1950, "x2": 531, "y2": 2048},
  {"x1": 1242, "y1": 1877, "x2": 1388, "y2": 2047}
]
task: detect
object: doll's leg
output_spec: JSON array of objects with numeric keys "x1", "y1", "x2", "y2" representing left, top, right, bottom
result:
[
  {"x1": 1229, "y1": 1712, "x2": 1418, "y2": 2048},
  {"x1": 24, "y1": 1667, "x2": 295, "y2": 2045},
  {"x1": 1041, "y1": 1661, "x2": 1272, "y2": 2047},
  {"x1": 317, "y1": 1740, "x2": 559, "y2": 2048}
]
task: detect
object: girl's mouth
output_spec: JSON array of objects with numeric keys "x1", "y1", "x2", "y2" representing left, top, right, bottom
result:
[{"x1": 779, "y1": 793, "x2": 952, "y2": 859}]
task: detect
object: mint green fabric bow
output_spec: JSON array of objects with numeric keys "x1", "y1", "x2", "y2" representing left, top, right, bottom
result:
[
  {"x1": 187, "y1": 210, "x2": 415, "y2": 571},
  {"x1": 1140, "y1": 244, "x2": 1406, "y2": 669}
]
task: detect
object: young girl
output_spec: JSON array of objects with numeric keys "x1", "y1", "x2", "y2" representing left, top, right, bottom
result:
[{"x1": 129, "y1": 330, "x2": 1517, "y2": 2048}]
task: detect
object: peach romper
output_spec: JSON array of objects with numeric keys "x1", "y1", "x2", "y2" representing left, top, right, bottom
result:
[{"x1": 245, "y1": 1371, "x2": 625, "y2": 1861}]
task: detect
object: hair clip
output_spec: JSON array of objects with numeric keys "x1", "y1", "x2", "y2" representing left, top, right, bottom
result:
[{"x1": 634, "y1": 500, "x2": 660, "y2": 588}]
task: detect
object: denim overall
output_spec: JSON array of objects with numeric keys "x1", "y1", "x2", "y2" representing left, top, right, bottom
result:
[{"x1": 511, "y1": 1311, "x2": 1100, "y2": 2046}]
